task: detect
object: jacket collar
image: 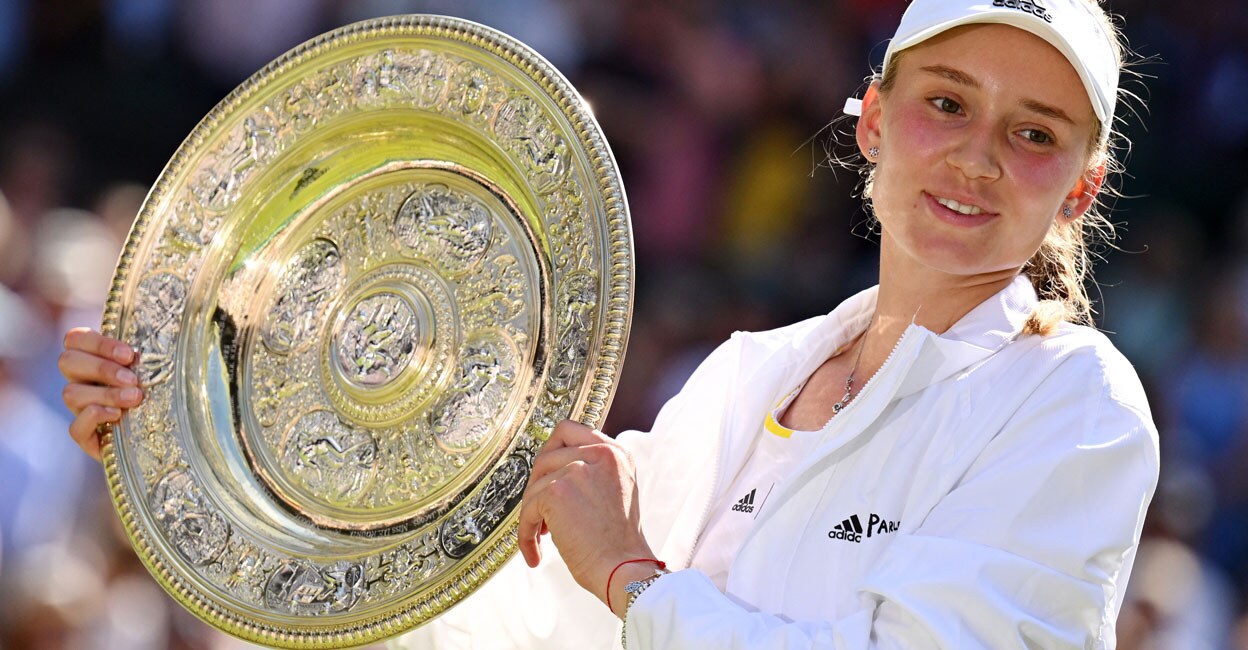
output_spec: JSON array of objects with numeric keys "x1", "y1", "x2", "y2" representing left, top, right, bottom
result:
[
  {"x1": 937, "y1": 273, "x2": 1037, "y2": 353},
  {"x1": 769, "y1": 274, "x2": 1039, "y2": 400},
  {"x1": 894, "y1": 274, "x2": 1037, "y2": 398}
]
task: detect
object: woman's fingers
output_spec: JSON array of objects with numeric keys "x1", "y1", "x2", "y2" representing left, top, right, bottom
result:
[
  {"x1": 541, "y1": 419, "x2": 605, "y2": 452},
  {"x1": 59, "y1": 328, "x2": 141, "y2": 462},
  {"x1": 64, "y1": 327, "x2": 135, "y2": 364},
  {"x1": 530, "y1": 444, "x2": 599, "y2": 485},
  {"x1": 517, "y1": 471, "x2": 552, "y2": 568},
  {"x1": 517, "y1": 421, "x2": 625, "y2": 568},
  {"x1": 58, "y1": 348, "x2": 141, "y2": 419},
  {"x1": 58, "y1": 347, "x2": 138, "y2": 387},
  {"x1": 519, "y1": 422, "x2": 598, "y2": 564},
  {"x1": 517, "y1": 461, "x2": 586, "y2": 566},
  {"x1": 62, "y1": 382, "x2": 143, "y2": 416},
  {"x1": 68, "y1": 404, "x2": 120, "y2": 461}
]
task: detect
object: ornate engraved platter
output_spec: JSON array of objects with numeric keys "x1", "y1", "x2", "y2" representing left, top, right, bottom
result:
[{"x1": 99, "y1": 15, "x2": 631, "y2": 648}]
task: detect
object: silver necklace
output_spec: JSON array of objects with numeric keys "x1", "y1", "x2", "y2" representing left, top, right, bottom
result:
[{"x1": 831, "y1": 326, "x2": 870, "y2": 414}]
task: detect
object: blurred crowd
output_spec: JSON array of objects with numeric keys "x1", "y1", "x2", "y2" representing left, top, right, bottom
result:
[{"x1": 1, "y1": 0, "x2": 1246, "y2": 648}]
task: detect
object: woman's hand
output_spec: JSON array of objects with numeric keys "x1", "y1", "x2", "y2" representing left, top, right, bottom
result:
[
  {"x1": 517, "y1": 420, "x2": 657, "y2": 616},
  {"x1": 57, "y1": 327, "x2": 143, "y2": 460}
]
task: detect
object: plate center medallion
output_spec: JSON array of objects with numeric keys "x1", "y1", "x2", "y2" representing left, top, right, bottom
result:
[{"x1": 334, "y1": 290, "x2": 421, "y2": 389}]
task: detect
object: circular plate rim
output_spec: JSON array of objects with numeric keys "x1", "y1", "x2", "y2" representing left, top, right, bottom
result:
[{"x1": 99, "y1": 13, "x2": 633, "y2": 648}]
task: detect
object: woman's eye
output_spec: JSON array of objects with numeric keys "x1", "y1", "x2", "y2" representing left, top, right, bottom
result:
[
  {"x1": 928, "y1": 97, "x2": 962, "y2": 114},
  {"x1": 1021, "y1": 129, "x2": 1054, "y2": 145}
]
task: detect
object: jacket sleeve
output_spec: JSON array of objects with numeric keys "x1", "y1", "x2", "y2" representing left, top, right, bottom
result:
[{"x1": 623, "y1": 350, "x2": 1160, "y2": 650}]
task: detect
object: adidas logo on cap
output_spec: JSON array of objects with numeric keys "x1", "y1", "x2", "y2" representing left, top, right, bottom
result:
[
  {"x1": 992, "y1": 0, "x2": 1053, "y2": 23},
  {"x1": 731, "y1": 489, "x2": 757, "y2": 513}
]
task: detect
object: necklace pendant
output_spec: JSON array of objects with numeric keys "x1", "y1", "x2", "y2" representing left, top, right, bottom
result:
[
  {"x1": 832, "y1": 388, "x2": 852, "y2": 414},
  {"x1": 830, "y1": 330, "x2": 866, "y2": 418}
]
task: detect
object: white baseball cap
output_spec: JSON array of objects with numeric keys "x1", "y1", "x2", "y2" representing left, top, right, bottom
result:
[{"x1": 845, "y1": 0, "x2": 1119, "y2": 143}]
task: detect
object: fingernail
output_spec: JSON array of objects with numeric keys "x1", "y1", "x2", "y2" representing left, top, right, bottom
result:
[
  {"x1": 113, "y1": 345, "x2": 133, "y2": 363},
  {"x1": 121, "y1": 387, "x2": 142, "y2": 402},
  {"x1": 116, "y1": 368, "x2": 138, "y2": 385},
  {"x1": 103, "y1": 407, "x2": 121, "y2": 420}
]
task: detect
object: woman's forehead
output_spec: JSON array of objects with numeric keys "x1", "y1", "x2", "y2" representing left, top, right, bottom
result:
[{"x1": 895, "y1": 23, "x2": 1097, "y2": 123}]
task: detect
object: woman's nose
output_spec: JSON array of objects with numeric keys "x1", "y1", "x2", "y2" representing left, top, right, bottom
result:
[{"x1": 945, "y1": 127, "x2": 1001, "y2": 182}]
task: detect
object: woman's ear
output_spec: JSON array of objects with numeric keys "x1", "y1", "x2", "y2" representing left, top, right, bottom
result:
[
  {"x1": 1065, "y1": 162, "x2": 1106, "y2": 221},
  {"x1": 856, "y1": 83, "x2": 883, "y2": 160}
]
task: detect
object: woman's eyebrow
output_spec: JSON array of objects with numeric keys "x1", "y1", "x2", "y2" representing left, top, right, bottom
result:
[
  {"x1": 1021, "y1": 99, "x2": 1075, "y2": 125},
  {"x1": 919, "y1": 64, "x2": 979, "y2": 88}
]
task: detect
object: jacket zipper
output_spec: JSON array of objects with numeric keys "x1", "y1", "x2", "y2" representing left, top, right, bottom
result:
[
  {"x1": 829, "y1": 325, "x2": 914, "y2": 422},
  {"x1": 683, "y1": 396, "x2": 726, "y2": 569}
]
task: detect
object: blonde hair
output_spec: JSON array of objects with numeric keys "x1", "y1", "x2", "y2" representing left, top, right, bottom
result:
[{"x1": 865, "y1": 0, "x2": 1132, "y2": 336}]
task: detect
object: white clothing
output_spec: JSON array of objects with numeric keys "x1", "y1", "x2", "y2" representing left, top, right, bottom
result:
[
  {"x1": 394, "y1": 276, "x2": 1159, "y2": 649},
  {"x1": 690, "y1": 389, "x2": 822, "y2": 591}
]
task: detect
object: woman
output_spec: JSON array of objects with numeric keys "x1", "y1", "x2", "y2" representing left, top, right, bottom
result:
[{"x1": 60, "y1": 0, "x2": 1157, "y2": 647}]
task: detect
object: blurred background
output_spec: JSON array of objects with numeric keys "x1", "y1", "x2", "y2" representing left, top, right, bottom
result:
[{"x1": 0, "y1": 0, "x2": 1245, "y2": 648}]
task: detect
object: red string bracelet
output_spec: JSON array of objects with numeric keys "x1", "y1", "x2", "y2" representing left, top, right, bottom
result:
[{"x1": 606, "y1": 558, "x2": 667, "y2": 615}]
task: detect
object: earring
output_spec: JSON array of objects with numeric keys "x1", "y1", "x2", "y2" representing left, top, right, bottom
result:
[
  {"x1": 868, "y1": 146, "x2": 879, "y2": 160},
  {"x1": 1062, "y1": 205, "x2": 1074, "y2": 218}
]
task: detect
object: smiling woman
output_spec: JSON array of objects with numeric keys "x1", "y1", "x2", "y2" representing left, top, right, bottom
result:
[
  {"x1": 863, "y1": 24, "x2": 1102, "y2": 309},
  {"x1": 57, "y1": 1, "x2": 1158, "y2": 649},
  {"x1": 863, "y1": 2, "x2": 1125, "y2": 336}
]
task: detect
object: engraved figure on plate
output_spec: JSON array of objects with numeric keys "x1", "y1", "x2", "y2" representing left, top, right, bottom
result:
[
  {"x1": 190, "y1": 116, "x2": 276, "y2": 213},
  {"x1": 263, "y1": 238, "x2": 345, "y2": 354},
  {"x1": 494, "y1": 95, "x2": 569, "y2": 193},
  {"x1": 393, "y1": 185, "x2": 492, "y2": 274},
  {"x1": 149, "y1": 470, "x2": 231, "y2": 566},
  {"x1": 264, "y1": 560, "x2": 366, "y2": 615},
  {"x1": 252, "y1": 361, "x2": 308, "y2": 429},
  {"x1": 227, "y1": 116, "x2": 277, "y2": 184},
  {"x1": 283, "y1": 78, "x2": 324, "y2": 135},
  {"x1": 430, "y1": 332, "x2": 518, "y2": 453},
  {"x1": 439, "y1": 453, "x2": 531, "y2": 559},
  {"x1": 158, "y1": 196, "x2": 221, "y2": 264},
  {"x1": 334, "y1": 193, "x2": 394, "y2": 266},
  {"x1": 383, "y1": 532, "x2": 444, "y2": 587},
  {"x1": 357, "y1": 49, "x2": 415, "y2": 106},
  {"x1": 280, "y1": 410, "x2": 379, "y2": 506},
  {"x1": 548, "y1": 270, "x2": 597, "y2": 396},
  {"x1": 334, "y1": 291, "x2": 419, "y2": 388},
  {"x1": 450, "y1": 60, "x2": 496, "y2": 123},
  {"x1": 460, "y1": 253, "x2": 526, "y2": 332},
  {"x1": 544, "y1": 178, "x2": 591, "y2": 273},
  {"x1": 411, "y1": 51, "x2": 451, "y2": 108},
  {"x1": 131, "y1": 272, "x2": 188, "y2": 386}
]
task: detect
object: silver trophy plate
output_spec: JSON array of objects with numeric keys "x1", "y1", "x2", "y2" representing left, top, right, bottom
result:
[{"x1": 99, "y1": 15, "x2": 632, "y2": 648}]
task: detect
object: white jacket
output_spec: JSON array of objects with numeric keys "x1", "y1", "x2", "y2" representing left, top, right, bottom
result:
[{"x1": 394, "y1": 276, "x2": 1159, "y2": 649}]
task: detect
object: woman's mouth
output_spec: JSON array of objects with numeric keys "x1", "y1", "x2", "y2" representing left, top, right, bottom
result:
[
  {"x1": 924, "y1": 192, "x2": 997, "y2": 225},
  {"x1": 933, "y1": 195, "x2": 984, "y2": 215}
]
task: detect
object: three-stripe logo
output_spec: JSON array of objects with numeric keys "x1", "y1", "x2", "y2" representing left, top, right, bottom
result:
[
  {"x1": 828, "y1": 513, "x2": 901, "y2": 543},
  {"x1": 731, "y1": 489, "x2": 756, "y2": 513},
  {"x1": 828, "y1": 514, "x2": 864, "y2": 543}
]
